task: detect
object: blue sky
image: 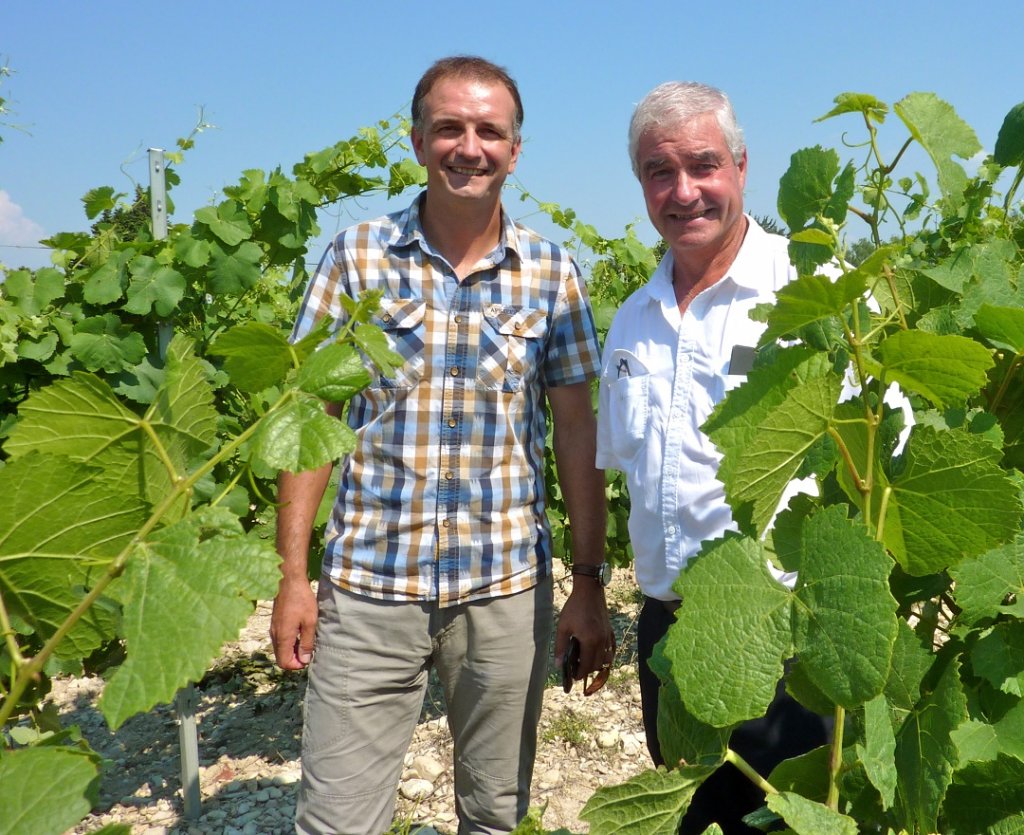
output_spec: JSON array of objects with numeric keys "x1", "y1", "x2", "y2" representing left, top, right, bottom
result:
[{"x1": 2, "y1": 1, "x2": 1021, "y2": 273}]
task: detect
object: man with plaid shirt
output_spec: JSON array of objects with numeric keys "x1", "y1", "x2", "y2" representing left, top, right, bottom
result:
[{"x1": 270, "y1": 56, "x2": 614, "y2": 835}]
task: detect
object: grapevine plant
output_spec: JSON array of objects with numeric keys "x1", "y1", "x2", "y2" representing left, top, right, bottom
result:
[
  {"x1": 574, "y1": 94, "x2": 1024, "y2": 834},
  {"x1": 0, "y1": 119, "x2": 419, "y2": 833}
]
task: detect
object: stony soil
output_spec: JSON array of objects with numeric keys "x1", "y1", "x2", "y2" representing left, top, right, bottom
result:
[{"x1": 51, "y1": 566, "x2": 650, "y2": 834}]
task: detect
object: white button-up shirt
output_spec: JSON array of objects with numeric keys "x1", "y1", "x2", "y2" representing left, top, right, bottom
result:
[{"x1": 596, "y1": 219, "x2": 804, "y2": 600}]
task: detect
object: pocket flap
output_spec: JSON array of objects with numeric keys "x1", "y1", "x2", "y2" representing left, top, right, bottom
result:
[
  {"x1": 376, "y1": 298, "x2": 426, "y2": 331},
  {"x1": 483, "y1": 305, "x2": 546, "y2": 338}
]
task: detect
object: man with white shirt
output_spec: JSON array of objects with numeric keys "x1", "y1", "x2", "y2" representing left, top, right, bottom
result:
[{"x1": 596, "y1": 81, "x2": 830, "y2": 833}]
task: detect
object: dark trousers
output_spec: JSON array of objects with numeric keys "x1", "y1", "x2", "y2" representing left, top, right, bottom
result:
[{"x1": 638, "y1": 597, "x2": 831, "y2": 834}]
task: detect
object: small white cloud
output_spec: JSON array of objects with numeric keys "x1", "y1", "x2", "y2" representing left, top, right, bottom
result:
[{"x1": 0, "y1": 189, "x2": 46, "y2": 246}]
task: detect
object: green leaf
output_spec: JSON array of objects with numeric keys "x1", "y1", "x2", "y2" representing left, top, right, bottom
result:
[
  {"x1": 778, "y1": 146, "x2": 841, "y2": 233},
  {"x1": 82, "y1": 185, "x2": 119, "y2": 219},
  {"x1": 174, "y1": 232, "x2": 210, "y2": 268},
  {"x1": 295, "y1": 342, "x2": 372, "y2": 402},
  {"x1": 207, "y1": 240, "x2": 263, "y2": 295},
  {"x1": 765, "y1": 791, "x2": 858, "y2": 835},
  {"x1": 815, "y1": 92, "x2": 889, "y2": 124},
  {"x1": 194, "y1": 200, "x2": 252, "y2": 247},
  {"x1": 68, "y1": 314, "x2": 147, "y2": 374},
  {"x1": 579, "y1": 765, "x2": 716, "y2": 834},
  {"x1": 894, "y1": 93, "x2": 982, "y2": 206},
  {"x1": 0, "y1": 746, "x2": 98, "y2": 835},
  {"x1": 99, "y1": 516, "x2": 280, "y2": 728},
  {"x1": 0, "y1": 453, "x2": 147, "y2": 658},
  {"x1": 952, "y1": 718, "x2": 1000, "y2": 764},
  {"x1": 884, "y1": 621, "x2": 934, "y2": 719},
  {"x1": 895, "y1": 658, "x2": 966, "y2": 833},
  {"x1": 124, "y1": 254, "x2": 186, "y2": 316},
  {"x1": 353, "y1": 322, "x2": 403, "y2": 377},
  {"x1": 944, "y1": 756, "x2": 1024, "y2": 834},
  {"x1": 711, "y1": 368, "x2": 841, "y2": 535},
  {"x1": 82, "y1": 249, "x2": 132, "y2": 306},
  {"x1": 151, "y1": 336, "x2": 218, "y2": 451},
  {"x1": 857, "y1": 694, "x2": 898, "y2": 809},
  {"x1": 951, "y1": 539, "x2": 1024, "y2": 625},
  {"x1": 758, "y1": 272, "x2": 866, "y2": 345},
  {"x1": 250, "y1": 396, "x2": 357, "y2": 473},
  {"x1": 888, "y1": 426, "x2": 1022, "y2": 575},
  {"x1": 871, "y1": 330, "x2": 994, "y2": 409},
  {"x1": 793, "y1": 507, "x2": 898, "y2": 708},
  {"x1": 669, "y1": 536, "x2": 792, "y2": 727},
  {"x1": 994, "y1": 102, "x2": 1024, "y2": 167},
  {"x1": 789, "y1": 228, "x2": 833, "y2": 247},
  {"x1": 209, "y1": 322, "x2": 294, "y2": 392},
  {"x1": 975, "y1": 304, "x2": 1024, "y2": 354},
  {"x1": 972, "y1": 621, "x2": 1024, "y2": 696},
  {"x1": 650, "y1": 636, "x2": 732, "y2": 768}
]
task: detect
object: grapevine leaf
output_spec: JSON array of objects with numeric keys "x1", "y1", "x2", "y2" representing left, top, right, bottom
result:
[
  {"x1": 951, "y1": 540, "x2": 1024, "y2": 625},
  {"x1": 994, "y1": 102, "x2": 1024, "y2": 167},
  {"x1": 669, "y1": 536, "x2": 792, "y2": 727},
  {"x1": 765, "y1": 791, "x2": 858, "y2": 835},
  {"x1": 250, "y1": 396, "x2": 357, "y2": 473},
  {"x1": 295, "y1": 342, "x2": 372, "y2": 402},
  {"x1": 894, "y1": 93, "x2": 982, "y2": 206},
  {"x1": 151, "y1": 336, "x2": 218, "y2": 451},
  {"x1": 207, "y1": 240, "x2": 263, "y2": 295},
  {"x1": 793, "y1": 507, "x2": 898, "y2": 708},
  {"x1": 894, "y1": 658, "x2": 966, "y2": 833},
  {"x1": 82, "y1": 249, "x2": 131, "y2": 306},
  {"x1": 209, "y1": 322, "x2": 294, "y2": 393},
  {"x1": 123, "y1": 256, "x2": 186, "y2": 317},
  {"x1": 757, "y1": 272, "x2": 866, "y2": 345},
  {"x1": 174, "y1": 233, "x2": 210, "y2": 268},
  {"x1": 884, "y1": 621, "x2": 934, "y2": 721},
  {"x1": 99, "y1": 518, "x2": 280, "y2": 728},
  {"x1": 870, "y1": 330, "x2": 993, "y2": 409},
  {"x1": 0, "y1": 453, "x2": 147, "y2": 657},
  {"x1": 971, "y1": 621, "x2": 1024, "y2": 696},
  {"x1": 292, "y1": 316, "x2": 336, "y2": 363},
  {"x1": 650, "y1": 637, "x2": 732, "y2": 768},
  {"x1": 815, "y1": 92, "x2": 889, "y2": 124},
  {"x1": 579, "y1": 765, "x2": 715, "y2": 834},
  {"x1": 778, "y1": 146, "x2": 841, "y2": 232},
  {"x1": 715, "y1": 372, "x2": 841, "y2": 536},
  {"x1": 0, "y1": 746, "x2": 98, "y2": 835},
  {"x1": 767, "y1": 745, "x2": 831, "y2": 801},
  {"x1": 194, "y1": 201, "x2": 252, "y2": 247},
  {"x1": 974, "y1": 304, "x2": 1024, "y2": 354},
  {"x1": 943, "y1": 756, "x2": 1024, "y2": 834},
  {"x1": 857, "y1": 694, "x2": 898, "y2": 809},
  {"x1": 951, "y1": 719, "x2": 1000, "y2": 764},
  {"x1": 68, "y1": 314, "x2": 147, "y2": 374},
  {"x1": 353, "y1": 322, "x2": 403, "y2": 377},
  {"x1": 82, "y1": 185, "x2": 119, "y2": 219},
  {"x1": 888, "y1": 426, "x2": 1022, "y2": 575}
]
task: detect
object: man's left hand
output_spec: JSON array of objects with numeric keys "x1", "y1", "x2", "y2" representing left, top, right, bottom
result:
[{"x1": 554, "y1": 577, "x2": 616, "y2": 695}]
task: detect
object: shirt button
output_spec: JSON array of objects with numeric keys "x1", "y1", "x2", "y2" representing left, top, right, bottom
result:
[
  {"x1": 445, "y1": 471, "x2": 454, "y2": 480},
  {"x1": 447, "y1": 418, "x2": 457, "y2": 428},
  {"x1": 450, "y1": 367, "x2": 460, "y2": 376},
  {"x1": 454, "y1": 315, "x2": 463, "y2": 324},
  {"x1": 667, "y1": 525, "x2": 676, "y2": 536},
  {"x1": 442, "y1": 519, "x2": 450, "y2": 528},
  {"x1": 382, "y1": 314, "x2": 392, "y2": 323}
]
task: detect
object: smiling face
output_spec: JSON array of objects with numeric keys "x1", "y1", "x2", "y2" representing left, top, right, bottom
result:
[
  {"x1": 412, "y1": 77, "x2": 521, "y2": 212},
  {"x1": 637, "y1": 112, "x2": 748, "y2": 273}
]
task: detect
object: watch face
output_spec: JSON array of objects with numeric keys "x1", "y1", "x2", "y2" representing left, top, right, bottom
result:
[{"x1": 599, "y1": 563, "x2": 612, "y2": 586}]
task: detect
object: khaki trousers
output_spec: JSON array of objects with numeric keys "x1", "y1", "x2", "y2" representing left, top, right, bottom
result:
[{"x1": 296, "y1": 577, "x2": 553, "y2": 835}]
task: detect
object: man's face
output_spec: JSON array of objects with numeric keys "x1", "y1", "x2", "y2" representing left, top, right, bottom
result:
[
  {"x1": 412, "y1": 77, "x2": 521, "y2": 207},
  {"x1": 637, "y1": 113, "x2": 747, "y2": 264}
]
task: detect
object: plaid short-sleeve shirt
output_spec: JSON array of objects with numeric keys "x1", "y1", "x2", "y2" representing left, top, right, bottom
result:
[{"x1": 292, "y1": 194, "x2": 602, "y2": 605}]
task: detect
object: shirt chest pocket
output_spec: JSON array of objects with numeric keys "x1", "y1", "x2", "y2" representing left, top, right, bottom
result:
[
  {"x1": 374, "y1": 298, "x2": 426, "y2": 389},
  {"x1": 477, "y1": 305, "x2": 547, "y2": 392},
  {"x1": 606, "y1": 374, "x2": 650, "y2": 461}
]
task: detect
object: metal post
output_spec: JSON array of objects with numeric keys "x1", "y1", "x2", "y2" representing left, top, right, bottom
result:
[{"x1": 151, "y1": 147, "x2": 201, "y2": 820}]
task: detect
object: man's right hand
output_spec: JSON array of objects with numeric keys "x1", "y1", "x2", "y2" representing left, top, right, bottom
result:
[{"x1": 270, "y1": 578, "x2": 318, "y2": 670}]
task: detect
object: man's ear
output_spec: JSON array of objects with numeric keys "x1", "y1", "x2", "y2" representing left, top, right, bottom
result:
[
  {"x1": 412, "y1": 128, "x2": 426, "y2": 165},
  {"x1": 508, "y1": 138, "x2": 523, "y2": 174}
]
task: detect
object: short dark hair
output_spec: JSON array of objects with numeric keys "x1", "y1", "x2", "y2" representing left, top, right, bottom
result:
[{"x1": 412, "y1": 56, "x2": 524, "y2": 142}]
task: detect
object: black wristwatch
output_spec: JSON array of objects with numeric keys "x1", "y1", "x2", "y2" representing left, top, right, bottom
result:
[{"x1": 571, "y1": 562, "x2": 612, "y2": 587}]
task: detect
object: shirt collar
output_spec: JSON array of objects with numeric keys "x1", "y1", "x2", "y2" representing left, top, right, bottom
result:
[
  {"x1": 391, "y1": 191, "x2": 523, "y2": 264},
  {"x1": 641, "y1": 214, "x2": 768, "y2": 305}
]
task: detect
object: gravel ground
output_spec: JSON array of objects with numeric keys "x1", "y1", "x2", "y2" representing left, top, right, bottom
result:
[{"x1": 51, "y1": 566, "x2": 650, "y2": 834}]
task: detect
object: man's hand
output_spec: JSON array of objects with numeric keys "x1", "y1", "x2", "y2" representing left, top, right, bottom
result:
[
  {"x1": 555, "y1": 578, "x2": 615, "y2": 695},
  {"x1": 270, "y1": 577, "x2": 318, "y2": 670}
]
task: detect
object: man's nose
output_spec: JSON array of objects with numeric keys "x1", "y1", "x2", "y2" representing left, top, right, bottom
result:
[
  {"x1": 673, "y1": 171, "x2": 699, "y2": 203},
  {"x1": 458, "y1": 128, "x2": 482, "y2": 158}
]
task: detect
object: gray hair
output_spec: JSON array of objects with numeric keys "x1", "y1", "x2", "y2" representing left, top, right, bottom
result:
[{"x1": 628, "y1": 81, "x2": 745, "y2": 177}]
